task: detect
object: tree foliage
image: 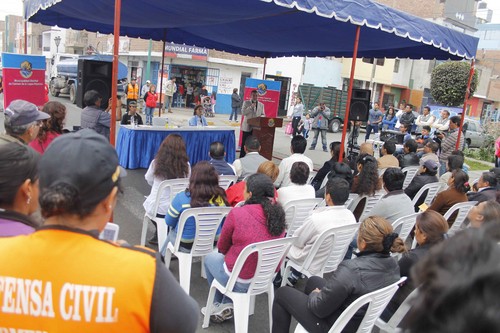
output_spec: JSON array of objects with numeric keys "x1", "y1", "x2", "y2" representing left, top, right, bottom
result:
[{"x1": 430, "y1": 61, "x2": 478, "y2": 107}]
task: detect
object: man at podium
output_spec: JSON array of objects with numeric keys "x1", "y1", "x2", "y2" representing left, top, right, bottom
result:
[{"x1": 240, "y1": 89, "x2": 264, "y2": 158}]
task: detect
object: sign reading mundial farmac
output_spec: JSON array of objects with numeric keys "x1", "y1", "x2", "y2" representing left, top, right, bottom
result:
[
  {"x1": 244, "y1": 78, "x2": 281, "y2": 118},
  {"x1": 2, "y1": 53, "x2": 46, "y2": 108}
]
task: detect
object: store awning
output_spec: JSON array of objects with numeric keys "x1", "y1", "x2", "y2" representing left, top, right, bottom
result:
[{"x1": 25, "y1": 0, "x2": 478, "y2": 60}]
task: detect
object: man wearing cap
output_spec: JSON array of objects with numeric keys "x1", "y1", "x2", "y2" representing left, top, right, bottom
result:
[
  {"x1": 126, "y1": 77, "x2": 139, "y2": 109},
  {"x1": 81, "y1": 90, "x2": 111, "y2": 140},
  {"x1": 120, "y1": 101, "x2": 143, "y2": 126},
  {"x1": 0, "y1": 129, "x2": 199, "y2": 332},
  {"x1": 309, "y1": 102, "x2": 331, "y2": 152},
  {"x1": 404, "y1": 159, "x2": 439, "y2": 204},
  {"x1": 1, "y1": 99, "x2": 50, "y2": 145}
]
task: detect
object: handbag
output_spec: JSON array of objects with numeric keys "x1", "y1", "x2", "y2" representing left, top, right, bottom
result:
[{"x1": 285, "y1": 122, "x2": 293, "y2": 135}]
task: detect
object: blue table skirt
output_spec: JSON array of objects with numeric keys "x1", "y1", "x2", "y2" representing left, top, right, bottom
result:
[{"x1": 117, "y1": 126, "x2": 236, "y2": 169}]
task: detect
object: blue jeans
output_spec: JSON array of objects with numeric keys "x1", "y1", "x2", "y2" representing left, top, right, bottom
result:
[
  {"x1": 165, "y1": 95, "x2": 173, "y2": 110},
  {"x1": 310, "y1": 128, "x2": 327, "y2": 150},
  {"x1": 204, "y1": 252, "x2": 249, "y2": 304},
  {"x1": 161, "y1": 228, "x2": 191, "y2": 255},
  {"x1": 145, "y1": 106, "x2": 154, "y2": 125},
  {"x1": 230, "y1": 107, "x2": 239, "y2": 121},
  {"x1": 365, "y1": 124, "x2": 379, "y2": 141},
  {"x1": 439, "y1": 161, "x2": 447, "y2": 177}
]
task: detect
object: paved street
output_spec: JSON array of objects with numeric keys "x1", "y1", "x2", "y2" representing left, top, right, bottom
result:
[{"x1": 0, "y1": 97, "x2": 488, "y2": 332}]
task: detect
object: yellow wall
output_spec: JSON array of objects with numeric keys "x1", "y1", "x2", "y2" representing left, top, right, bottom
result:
[{"x1": 341, "y1": 58, "x2": 395, "y2": 85}]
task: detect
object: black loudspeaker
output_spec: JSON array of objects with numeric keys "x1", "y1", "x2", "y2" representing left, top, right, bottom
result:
[
  {"x1": 76, "y1": 60, "x2": 113, "y2": 109},
  {"x1": 348, "y1": 88, "x2": 371, "y2": 121}
]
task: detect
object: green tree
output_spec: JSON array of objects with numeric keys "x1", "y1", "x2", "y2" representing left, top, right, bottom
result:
[{"x1": 430, "y1": 61, "x2": 478, "y2": 107}]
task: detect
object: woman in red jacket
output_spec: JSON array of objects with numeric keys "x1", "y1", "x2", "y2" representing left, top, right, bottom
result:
[
  {"x1": 202, "y1": 173, "x2": 287, "y2": 323},
  {"x1": 29, "y1": 101, "x2": 66, "y2": 154},
  {"x1": 143, "y1": 84, "x2": 158, "y2": 125}
]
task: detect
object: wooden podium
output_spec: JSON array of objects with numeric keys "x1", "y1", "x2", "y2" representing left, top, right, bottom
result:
[{"x1": 247, "y1": 117, "x2": 283, "y2": 160}]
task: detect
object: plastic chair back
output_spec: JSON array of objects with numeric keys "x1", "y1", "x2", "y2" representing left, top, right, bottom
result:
[
  {"x1": 225, "y1": 237, "x2": 296, "y2": 296},
  {"x1": 446, "y1": 201, "x2": 477, "y2": 236},
  {"x1": 319, "y1": 171, "x2": 331, "y2": 189},
  {"x1": 411, "y1": 182, "x2": 443, "y2": 209},
  {"x1": 283, "y1": 198, "x2": 323, "y2": 236},
  {"x1": 307, "y1": 171, "x2": 318, "y2": 185},
  {"x1": 219, "y1": 175, "x2": 239, "y2": 190},
  {"x1": 375, "y1": 287, "x2": 419, "y2": 333},
  {"x1": 172, "y1": 207, "x2": 232, "y2": 256},
  {"x1": 402, "y1": 166, "x2": 420, "y2": 190},
  {"x1": 316, "y1": 223, "x2": 360, "y2": 275},
  {"x1": 359, "y1": 191, "x2": 385, "y2": 222},
  {"x1": 328, "y1": 277, "x2": 407, "y2": 333},
  {"x1": 391, "y1": 213, "x2": 418, "y2": 242}
]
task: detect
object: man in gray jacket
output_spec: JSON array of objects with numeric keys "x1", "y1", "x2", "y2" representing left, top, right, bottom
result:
[
  {"x1": 80, "y1": 90, "x2": 111, "y2": 140},
  {"x1": 309, "y1": 102, "x2": 331, "y2": 152},
  {"x1": 240, "y1": 89, "x2": 264, "y2": 158}
]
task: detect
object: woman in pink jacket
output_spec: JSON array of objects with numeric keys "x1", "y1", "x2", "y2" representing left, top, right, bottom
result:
[{"x1": 202, "y1": 173, "x2": 287, "y2": 323}]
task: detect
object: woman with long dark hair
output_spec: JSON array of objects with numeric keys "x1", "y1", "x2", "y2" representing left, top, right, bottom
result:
[
  {"x1": 382, "y1": 106, "x2": 397, "y2": 130},
  {"x1": 164, "y1": 161, "x2": 228, "y2": 252},
  {"x1": 202, "y1": 173, "x2": 286, "y2": 323},
  {"x1": 0, "y1": 143, "x2": 40, "y2": 236},
  {"x1": 429, "y1": 169, "x2": 469, "y2": 226},
  {"x1": 143, "y1": 134, "x2": 190, "y2": 244},
  {"x1": 272, "y1": 216, "x2": 404, "y2": 333},
  {"x1": 29, "y1": 101, "x2": 66, "y2": 154},
  {"x1": 351, "y1": 154, "x2": 382, "y2": 220}
]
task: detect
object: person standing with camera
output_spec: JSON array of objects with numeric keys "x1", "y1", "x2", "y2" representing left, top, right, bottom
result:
[
  {"x1": 240, "y1": 89, "x2": 264, "y2": 158},
  {"x1": 309, "y1": 102, "x2": 331, "y2": 152}
]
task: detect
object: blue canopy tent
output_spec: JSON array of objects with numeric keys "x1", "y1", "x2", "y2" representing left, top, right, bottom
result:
[{"x1": 25, "y1": 0, "x2": 479, "y2": 151}]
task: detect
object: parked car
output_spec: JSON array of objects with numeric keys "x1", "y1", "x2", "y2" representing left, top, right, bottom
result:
[{"x1": 463, "y1": 117, "x2": 486, "y2": 148}]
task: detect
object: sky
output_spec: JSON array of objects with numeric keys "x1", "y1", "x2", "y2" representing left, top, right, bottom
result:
[{"x1": 1, "y1": 0, "x2": 500, "y2": 22}]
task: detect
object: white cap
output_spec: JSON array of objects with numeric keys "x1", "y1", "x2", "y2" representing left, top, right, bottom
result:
[{"x1": 146, "y1": 80, "x2": 151, "y2": 83}]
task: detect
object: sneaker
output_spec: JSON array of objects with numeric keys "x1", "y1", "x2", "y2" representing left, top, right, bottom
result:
[
  {"x1": 323, "y1": 148, "x2": 328, "y2": 152},
  {"x1": 309, "y1": 146, "x2": 315, "y2": 150},
  {"x1": 201, "y1": 303, "x2": 234, "y2": 323}
]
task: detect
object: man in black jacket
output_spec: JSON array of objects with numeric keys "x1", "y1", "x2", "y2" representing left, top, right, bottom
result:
[
  {"x1": 467, "y1": 172, "x2": 498, "y2": 203},
  {"x1": 398, "y1": 139, "x2": 420, "y2": 168},
  {"x1": 404, "y1": 160, "x2": 439, "y2": 210}
]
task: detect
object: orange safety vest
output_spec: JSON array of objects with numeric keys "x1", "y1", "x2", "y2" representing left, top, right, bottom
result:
[
  {"x1": 0, "y1": 227, "x2": 155, "y2": 332},
  {"x1": 127, "y1": 83, "x2": 139, "y2": 100}
]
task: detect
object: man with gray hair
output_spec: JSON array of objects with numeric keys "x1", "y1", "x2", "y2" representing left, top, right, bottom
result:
[
  {"x1": 1, "y1": 99, "x2": 49, "y2": 145},
  {"x1": 81, "y1": 90, "x2": 111, "y2": 140}
]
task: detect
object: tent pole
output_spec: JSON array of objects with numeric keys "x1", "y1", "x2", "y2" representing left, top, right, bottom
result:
[
  {"x1": 339, "y1": 25, "x2": 361, "y2": 162},
  {"x1": 262, "y1": 58, "x2": 267, "y2": 79},
  {"x1": 456, "y1": 59, "x2": 475, "y2": 150},
  {"x1": 159, "y1": 31, "x2": 167, "y2": 117},
  {"x1": 24, "y1": 20, "x2": 27, "y2": 54},
  {"x1": 110, "y1": 0, "x2": 121, "y2": 147}
]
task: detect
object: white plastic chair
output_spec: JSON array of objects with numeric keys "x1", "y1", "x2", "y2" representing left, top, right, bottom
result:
[
  {"x1": 391, "y1": 213, "x2": 418, "y2": 259},
  {"x1": 283, "y1": 198, "x2": 323, "y2": 236},
  {"x1": 307, "y1": 171, "x2": 318, "y2": 185},
  {"x1": 391, "y1": 213, "x2": 418, "y2": 243},
  {"x1": 358, "y1": 191, "x2": 385, "y2": 222},
  {"x1": 402, "y1": 166, "x2": 420, "y2": 190},
  {"x1": 319, "y1": 171, "x2": 331, "y2": 190},
  {"x1": 140, "y1": 178, "x2": 189, "y2": 247},
  {"x1": 281, "y1": 223, "x2": 359, "y2": 286},
  {"x1": 445, "y1": 201, "x2": 477, "y2": 236},
  {"x1": 375, "y1": 287, "x2": 419, "y2": 333},
  {"x1": 294, "y1": 277, "x2": 407, "y2": 333},
  {"x1": 345, "y1": 193, "x2": 359, "y2": 211},
  {"x1": 99, "y1": 222, "x2": 120, "y2": 241},
  {"x1": 164, "y1": 206, "x2": 232, "y2": 294},
  {"x1": 410, "y1": 182, "x2": 444, "y2": 211},
  {"x1": 219, "y1": 175, "x2": 239, "y2": 190},
  {"x1": 202, "y1": 237, "x2": 297, "y2": 333}
]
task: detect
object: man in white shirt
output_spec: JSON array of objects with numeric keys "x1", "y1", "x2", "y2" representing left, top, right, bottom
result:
[
  {"x1": 287, "y1": 178, "x2": 356, "y2": 280},
  {"x1": 431, "y1": 110, "x2": 450, "y2": 132},
  {"x1": 415, "y1": 106, "x2": 435, "y2": 133},
  {"x1": 232, "y1": 135, "x2": 268, "y2": 181},
  {"x1": 274, "y1": 136, "x2": 313, "y2": 188}
]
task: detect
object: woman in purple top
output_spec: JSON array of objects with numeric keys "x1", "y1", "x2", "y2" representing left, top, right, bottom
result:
[{"x1": 0, "y1": 142, "x2": 40, "y2": 236}]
